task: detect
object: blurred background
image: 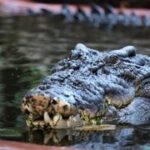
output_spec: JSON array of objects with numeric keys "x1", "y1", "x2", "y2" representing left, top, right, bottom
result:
[
  {"x1": 32, "y1": 0, "x2": 150, "y2": 8},
  {"x1": 0, "y1": 0, "x2": 150, "y2": 149}
]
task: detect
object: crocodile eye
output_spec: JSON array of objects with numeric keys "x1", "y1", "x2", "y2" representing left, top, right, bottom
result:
[{"x1": 105, "y1": 55, "x2": 119, "y2": 65}]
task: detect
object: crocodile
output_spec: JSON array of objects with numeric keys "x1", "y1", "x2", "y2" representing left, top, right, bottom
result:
[{"x1": 21, "y1": 43, "x2": 150, "y2": 130}]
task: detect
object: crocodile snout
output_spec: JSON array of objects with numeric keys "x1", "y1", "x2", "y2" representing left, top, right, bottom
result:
[{"x1": 21, "y1": 95, "x2": 82, "y2": 129}]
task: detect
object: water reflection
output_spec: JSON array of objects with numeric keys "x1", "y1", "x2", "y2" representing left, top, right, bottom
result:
[
  {"x1": 0, "y1": 15, "x2": 150, "y2": 147},
  {"x1": 28, "y1": 127, "x2": 150, "y2": 148},
  {"x1": 29, "y1": 129, "x2": 116, "y2": 145}
]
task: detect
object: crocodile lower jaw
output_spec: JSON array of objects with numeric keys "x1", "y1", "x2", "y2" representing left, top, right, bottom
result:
[{"x1": 21, "y1": 95, "x2": 96, "y2": 129}]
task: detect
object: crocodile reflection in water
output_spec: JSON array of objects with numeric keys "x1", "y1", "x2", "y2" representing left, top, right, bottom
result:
[
  {"x1": 29, "y1": 127, "x2": 150, "y2": 146},
  {"x1": 21, "y1": 43, "x2": 150, "y2": 130}
]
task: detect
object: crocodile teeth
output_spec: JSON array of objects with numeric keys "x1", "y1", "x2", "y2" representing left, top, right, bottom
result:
[
  {"x1": 44, "y1": 111, "x2": 51, "y2": 123},
  {"x1": 68, "y1": 115, "x2": 83, "y2": 127},
  {"x1": 24, "y1": 104, "x2": 32, "y2": 113},
  {"x1": 32, "y1": 120, "x2": 45, "y2": 127},
  {"x1": 53, "y1": 114, "x2": 61, "y2": 126},
  {"x1": 74, "y1": 115, "x2": 83, "y2": 126},
  {"x1": 67, "y1": 116, "x2": 73, "y2": 127}
]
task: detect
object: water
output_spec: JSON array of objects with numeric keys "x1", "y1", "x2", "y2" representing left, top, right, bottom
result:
[{"x1": 0, "y1": 15, "x2": 150, "y2": 149}]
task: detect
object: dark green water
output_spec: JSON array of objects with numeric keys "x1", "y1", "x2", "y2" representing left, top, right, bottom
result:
[{"x1": 0, "y1": 15, "x2": 150, "y2": 149}]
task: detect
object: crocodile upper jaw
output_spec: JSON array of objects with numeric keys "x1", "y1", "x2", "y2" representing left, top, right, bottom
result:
[{"x1": 22, "y1": 95, "x2": 86, "y2": 129}]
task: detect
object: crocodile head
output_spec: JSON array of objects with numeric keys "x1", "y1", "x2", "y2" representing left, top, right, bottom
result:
[{"x1": 21, "y1": 43, "x2": 150, "y2": 129}]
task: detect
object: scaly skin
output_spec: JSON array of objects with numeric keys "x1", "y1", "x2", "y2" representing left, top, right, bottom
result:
[{"x1": 21, "y1": 43, "x2": 150, "y2": 129}]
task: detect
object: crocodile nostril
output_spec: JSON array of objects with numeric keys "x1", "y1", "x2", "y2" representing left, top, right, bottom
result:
[{"x1": 52, "y1": 100, "x2": 57, "y2": 105}]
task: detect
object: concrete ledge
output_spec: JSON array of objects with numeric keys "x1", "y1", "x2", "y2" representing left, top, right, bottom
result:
[{"x1": 0, "y1": 140, "x2": 74, "y2": 150}]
